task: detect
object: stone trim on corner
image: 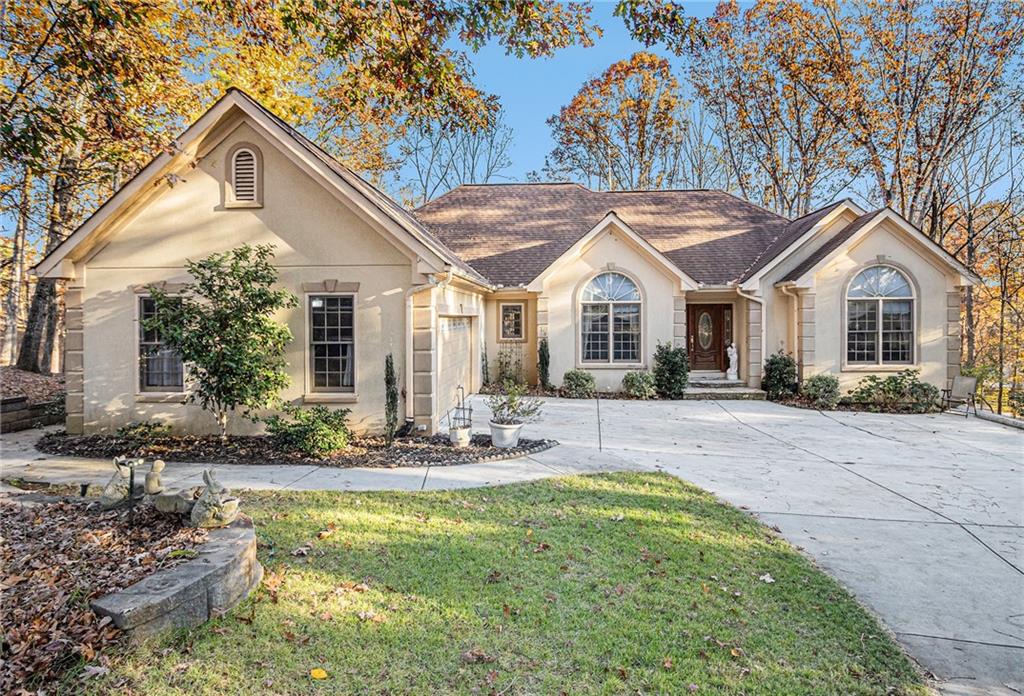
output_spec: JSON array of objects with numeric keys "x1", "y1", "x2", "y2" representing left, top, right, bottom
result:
[
  {"x1": 947, "y1": 291, "x2": 962, "y2": 385},
  {"x1": 411, "y1": 287, "x2": 436, "y2": 433},
  {"x1": 64, "y1": 287, "x2": 85, "y2": 434},
  {"x1": 798, "y1": 293, "x2": 815, "y2": 379},
  {"x1": 672, "y1": 296, "x2": 687, "y2": 349}
]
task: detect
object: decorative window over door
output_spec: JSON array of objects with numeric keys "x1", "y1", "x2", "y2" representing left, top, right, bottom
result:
[
  {"x1": 580, "y1": 272, "x2": 641, "y2": 363},
  {"x1": 846, "y1": 266, "x2": 914, "y2": 365},
  {"x1": 499, "y1": 303, "x2": 524, "y2": 341},
  {"x1": 309, "y1": 295, "x2": 355, "y2": 390},
  {"x1": 138, "y1": 297, "x2": 184, "y2": 392}
]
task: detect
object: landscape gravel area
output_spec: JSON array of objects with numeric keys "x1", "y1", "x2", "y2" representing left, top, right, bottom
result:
[{"x1": 36, "y1": 431, "x2": 558, "y2": 468}]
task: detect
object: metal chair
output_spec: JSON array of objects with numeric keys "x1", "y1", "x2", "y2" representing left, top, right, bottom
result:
[{"x1": 941, "y1": 375, "x2": 979, "y2": 417}]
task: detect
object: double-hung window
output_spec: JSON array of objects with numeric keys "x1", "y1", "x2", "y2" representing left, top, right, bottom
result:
[
  {"x1": 846, "y1": 266, "x2": 914, "y2": 365},
  {"x1": 138, "y1": 297, "x2": 184, "y2": 392},
  {"x1": 309, "y1": 295, "x2": 354, "y2": 390},
  {"x1": 580, "y1": 272, "x2": 642, "y2": 363}
]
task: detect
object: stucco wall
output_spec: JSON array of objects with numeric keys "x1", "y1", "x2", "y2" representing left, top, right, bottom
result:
[
  {"x1": 540, "y1": 226, "x2": 682, "y2": 392},
  {"x1": 80, "y1": 121, "x2": 417, "y2": 435},
  {"x1": 484, "y1": 294, "x2": 538, "y2": 386},
  {"x1": 804, "y1": 221, "x2": 961, "y2": 391}
]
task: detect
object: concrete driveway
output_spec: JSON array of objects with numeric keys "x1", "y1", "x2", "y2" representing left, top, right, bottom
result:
[
  {"x1": 2, "y1": 398, "x2": 1020, "y2": 693},
  {"x1": 486, "y1": 397, "x2": 1023, "y2": 696}
]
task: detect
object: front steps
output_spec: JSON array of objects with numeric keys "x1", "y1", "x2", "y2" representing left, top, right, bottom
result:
[{"x1": 685, "y1": 373, "x2": 766, "y2": 400}]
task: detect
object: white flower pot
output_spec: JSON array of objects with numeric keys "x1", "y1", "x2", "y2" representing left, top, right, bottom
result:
[
  {"x1": 449, "y1": 426, "x2": 471, "y2": 448},
  {"x1": 489, "y1": 421, "x2": 524, "y2": 449}
]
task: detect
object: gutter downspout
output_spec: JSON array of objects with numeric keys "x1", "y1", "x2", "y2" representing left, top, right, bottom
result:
[
  {"x1": 734, "y1": 286, "x2": 765, "y2": 382},
  {"x1": 404, "y1": 266, "x2": 454, "y2": 422},
  {"x1": 779, "y1": 283, "x2": 799, "y2": 374}
]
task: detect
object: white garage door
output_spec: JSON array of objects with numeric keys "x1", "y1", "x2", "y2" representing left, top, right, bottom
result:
[{"x1": 438, "y1": 317, "x2": 474, "y2": 417}]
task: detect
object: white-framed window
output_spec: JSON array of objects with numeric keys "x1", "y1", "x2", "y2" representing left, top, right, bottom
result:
[
  {"x1": 580, "y1": 272, "x2": 641, "y2": 363},
  {"x1": 309, "y1": 295, "x2": 355, "y2": 391},
  {"x1": 499, "y1": 302, "x2": 525, "y2": 341},
  {"x1": 846, "y1": 265, "x2": 915, "y2": 365},
  {"x1": 227, "y1": 143, "x2": 262, "y2": 206},
  {"x1": 138, "y1": 296, "x2": 184, "y2": 392}
]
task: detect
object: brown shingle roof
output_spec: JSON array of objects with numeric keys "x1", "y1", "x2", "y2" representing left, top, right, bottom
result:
[
  {"x1": 738, "y1": 200, "x2": 849, "y2": 282},
  {"x1": 781, "y1": 210, "x2": 882, "y2": 282},
  {"x1": 414, "y1": 183, "x2": 809, "y2": 286}
]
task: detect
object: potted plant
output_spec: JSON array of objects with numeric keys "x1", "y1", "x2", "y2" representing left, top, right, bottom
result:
[{"x1": 486, "y1": 380, "x2": 542, "y2": 448}]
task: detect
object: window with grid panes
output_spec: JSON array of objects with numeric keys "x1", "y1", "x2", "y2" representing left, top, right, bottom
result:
[
  {"x1": 846, "y1": 266, "x2": 914, "y2": 365},
  {"x1": 580, "y1": 273, "x2": 641, "y2": 363},
  {"x1": 310, "y1": 295, "x2": 354, "y2": 390},
  {"x1": 138, "y1": 297, "x2": 184, "y2": 391}
]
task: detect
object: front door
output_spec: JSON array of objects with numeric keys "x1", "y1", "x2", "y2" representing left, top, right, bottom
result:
[{"x1": 687, "y1": 304, "x2": 732, "y2": 371}]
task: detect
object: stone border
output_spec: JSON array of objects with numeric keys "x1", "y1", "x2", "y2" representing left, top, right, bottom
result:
[
  {"x1": 91, "y1": 516, "x2": 262, "y2": 642},
  {"x1": 954, "y1": 408, "x2": 1024, "y2": 431}
]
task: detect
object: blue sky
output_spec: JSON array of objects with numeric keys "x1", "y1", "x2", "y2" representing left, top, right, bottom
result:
[{"x1": 455, "y1": 1, "x2": 722, "y2": 181}]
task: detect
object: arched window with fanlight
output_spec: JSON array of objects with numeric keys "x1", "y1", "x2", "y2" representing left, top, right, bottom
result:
[
  {"x1": 227, "y1": 143, "x2": 262, "y2": 206},
  {"x1": 580, "y1": 272, "x2": 642, "y2": 363},
  {"x1": 846, "y1": 265, "x2": 915, "y2": 365}
]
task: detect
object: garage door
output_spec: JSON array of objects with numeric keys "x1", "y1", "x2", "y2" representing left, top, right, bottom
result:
[{"x1": 438, "y1": 317, "x2": 474, "y2": 417}]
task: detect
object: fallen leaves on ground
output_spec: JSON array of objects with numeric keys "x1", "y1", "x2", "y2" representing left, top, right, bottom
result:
[
  {"x1": 461, "y1": 647, "x2": 496, "y2": 664},
  {"x1": 0, "y1": 498, "x2": 207, "y2": 692},
  {"x1": 0, "y1": 366, "x2": 64, "y2": 405}
]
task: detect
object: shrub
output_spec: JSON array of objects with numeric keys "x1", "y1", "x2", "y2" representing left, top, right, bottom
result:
[
  {"x1": 762, "y1": 351, "x2": 797, "y2": 400},
  {"x1": 848, "y1": 369, "x2": 940, "y2": 413},
  {"x1": 116, "y1": 420, "x2": 172, "y2": 441},
  {"x1": 652, "y1": 342, "x2": 689, "y2": 399},
  {"x1": 801, "y1": 374, "x2": 840, "y2": 410},
  {"x1": 264, "y1": 404, "x2": 352, "y2": 457},
  {"x1": 481, "y1": 349, "x2": 490, "y2": 386},
  {"x1": 561, "y1": 369, "x2": 596, "y2": 398},
  {"x1": 538, "y1": 337, "x2": 551, "y2": 390},
  {"x1": 384, "y1": 354, "x2": 399, "y2": 446},
  {"x1": 486, "y1": 380, "x2": 543, "y2": 425},
  {"x1": 622, "y1": 370, "x2": 657, "y2": 399},
  {"x1": 496, "y1": 345, "x2": 525, "y2": 385},
  {"x1": 144, "y1": 244, "x2": 297, "y2": 439},
  {"x1": 1008, "y1": 389, "x2": 1024, "y2": 417}
]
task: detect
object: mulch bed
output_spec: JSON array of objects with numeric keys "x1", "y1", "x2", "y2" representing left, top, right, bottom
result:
[
  {"x1": 0, "y1": 498, "x2": 208, "y2": 693},
  {"x1": 36, "y1": 432, "x2": 557, "y2": 468},
  {"x1": 0, "y1": 366, "x2": 64, "y2": 405}
]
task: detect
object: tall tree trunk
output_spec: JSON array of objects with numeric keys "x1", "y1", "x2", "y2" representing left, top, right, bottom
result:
[
  {"x1": 997, "y1": 288, "x2": 1006, "y2": 415},
  {"x1": 2, "y1": 167, "x2": 32, "y2": 364},
  {"x1": 17, "y1": 143, "x2": 80, "y2": 372},
  {"x1": 964, "y1": 224, "x2": 977, "y2": 366}
]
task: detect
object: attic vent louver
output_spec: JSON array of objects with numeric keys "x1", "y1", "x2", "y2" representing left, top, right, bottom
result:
[{"x1": 232, "y1": 148, "x2": 257, "y2": 201}]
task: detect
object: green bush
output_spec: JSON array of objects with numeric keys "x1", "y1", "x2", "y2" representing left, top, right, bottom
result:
[
  {"x1": 486, "y1": 380, "x2": 543, "y2": 425},
  {"x1": 847, "y1": 369, "x2": 939, "y2": 413},
  {"x1": 116, "y1": 420, "x2": 172, "y2": 441},
  {"x1": 762, "y1": 351, "x2": 797, "y2": 400},
  {"x1": 561, "y1": 369, "x2": 596, "y2": 398},
  {"x1": 384, "y1": 354, "x2": 399, "y2": 446},
  {"x1": 264, "y1": 404, "x2": 352, "y2": 457},
  {"x1": 538, "y1": 337, "x2": 551, "y2": 390},
  {"x1": 622, "y1": 370, "x2": 657, "y2": 399},
  {"x1": 652, "y1": 342, "x2": 689, "y2": 399},
  {"x1": 801, "y1": 374, "x2": 840, "y2": 410}
]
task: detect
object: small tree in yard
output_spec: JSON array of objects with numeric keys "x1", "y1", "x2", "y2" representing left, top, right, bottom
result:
[
  {"x1": 384, "y1": 353, "x2": 399, "y2": 446},
  {"x1": 145, "y1": 244, "x2": 297, "y2": 440},
  {"x1": 538, "y1": 337, "x2": 551, "y2": 390}
]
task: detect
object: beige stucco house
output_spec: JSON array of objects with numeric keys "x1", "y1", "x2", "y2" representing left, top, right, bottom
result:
[{"x1": 36, "y1": 90, "x2": 978, "y2": 436}]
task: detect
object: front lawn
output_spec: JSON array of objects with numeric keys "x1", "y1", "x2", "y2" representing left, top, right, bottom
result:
[{"x1": 90, "y1": 473, "x2": 926, "y2": 695}]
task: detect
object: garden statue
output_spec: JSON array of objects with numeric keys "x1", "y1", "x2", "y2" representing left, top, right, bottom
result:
[
  {"x1": 145, "y1": 460, "x2": 166, "y2": 495},
  {"x1": 726, "y1": 343, "x2": 738, "y2": 381},
  {"x1": 153, "y1": 487, "x2": 200, "y2": 515},
  {"x1": 100, "y1": 457, "x2": 143, "y2": 509},
  {"x1": 190, "y1": 469, "x2": 240, "y2": 528}
]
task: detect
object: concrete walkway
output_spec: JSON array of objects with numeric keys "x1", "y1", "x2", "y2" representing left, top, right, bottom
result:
[{"x1": 2, "y1": 399, "x2": 1021, "y2": 695}]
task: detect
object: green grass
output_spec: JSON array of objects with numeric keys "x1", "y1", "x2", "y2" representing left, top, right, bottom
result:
[{"x1": 92, "y1": 473, "x2": 926, "y2": 695}]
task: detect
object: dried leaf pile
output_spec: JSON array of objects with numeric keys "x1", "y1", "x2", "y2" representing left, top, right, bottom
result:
[
  {"x1": 36, "y1": 432, "x2": 555, "y2": 468},
  {"x1": 0, "y1": 367, "x2": 64, "y2": 405},
  {"x1": 0, "y1": 499, "x2": 208, "y2": 693}
]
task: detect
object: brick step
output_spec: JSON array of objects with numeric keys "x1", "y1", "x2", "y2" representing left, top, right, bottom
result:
[
  {"x1": 682, "y1": 387, "x2": 766, "y2": 401},
  {"x1": 688, "y1": 379, "x2": 747, "y2": 389}
]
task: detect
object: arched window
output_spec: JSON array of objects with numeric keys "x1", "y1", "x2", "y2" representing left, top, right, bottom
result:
[
  {"x1": 580, "y1": 272, "x2": 641, "y2": 363},
  {"x1": 228, "y1": 144, "x2": 261, "y2": 205},
  {"x1": 846, "y1": 265, "x2": 914, "y2": 365}
]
